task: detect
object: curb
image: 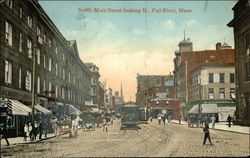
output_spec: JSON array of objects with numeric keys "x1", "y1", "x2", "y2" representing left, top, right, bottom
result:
[{"x1": 170, "y1": 122, "x2": 249, "y2": 135}]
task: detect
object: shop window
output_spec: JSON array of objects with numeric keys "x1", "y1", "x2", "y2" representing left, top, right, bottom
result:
[
  {"x1": 7, "y1": 116, "x2": 15, "y2": 128},
  {"x1": 208, "y1": 88, "x2": 214, "y2": 99},
  {"x1": 5, "y1": 60, "x2": 12, "y2": 84},
  {"x1": 5, "y1": 21, "x2": 12, "y2": 46},
  {"x1": 230, "y1": 88, "x2": 236, "y2": 99},
  {"x1": 219, "y1": 88, "x2": 225, "y2": 99}
]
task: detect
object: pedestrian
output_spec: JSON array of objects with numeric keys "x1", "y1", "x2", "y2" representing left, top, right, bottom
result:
[
  {"x1": 162, "y1": 114, "x2": 166, "y2": 125},
  {"x1": 44, "y1": 120, "x2": 49, "y2": 138},
  {"x1": 210, "y1": 114, "x2": 216, "y2": 129},
  {"x1": 227, "y1": 114, "x2": 232, "y2": 127},
  {"x1": 167, "y1": 115, "x2": 172, "y2": 123},
  {"x1": 39, "y1": 122, "x2": 43, "y2": 139},
  {"x1": 0, "y1": 123, "x2": 10, "y2": 146},
  {"x1": 179, "y1": 115, "x2": 181, "y2": 125},
  {"x1": 34, "y1": 121, "x2": 39, "y2": 140},
  {"x1": 203, "y1": 123, "x2": 212, "y2": 146},
  {"x1": 24, "y1": 123, "x2": 29, "y2": 141},
  {"x1": 157, "y1": 114, "x2": 162, "y2": 125},
  {"x1": 102, "y1": 117, "x2": 108, "y2": 132},
  {"x1": 111, "y1": 117, "x2": 113, "y2": 125}
]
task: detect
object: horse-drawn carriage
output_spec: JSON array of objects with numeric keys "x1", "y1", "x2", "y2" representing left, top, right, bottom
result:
[{"x1": 83, "y1": 114, "x2": 95, "y2": 131}]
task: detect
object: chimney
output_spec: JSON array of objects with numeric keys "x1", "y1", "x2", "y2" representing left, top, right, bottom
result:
[{"x1": 216, "y1": 42, "x2": 221, "y2": 51}]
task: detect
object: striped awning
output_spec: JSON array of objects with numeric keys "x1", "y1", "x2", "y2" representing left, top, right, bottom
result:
[
  {"x1": 35, "y1": 104, "x2": 52, "y2": 115},
  {"x1": 8, "y1": 99, "x2": 32, "y2": 116}
]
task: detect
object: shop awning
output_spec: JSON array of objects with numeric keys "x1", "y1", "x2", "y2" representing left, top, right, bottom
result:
[
  {"x1": 67, "y1": 104, "x2": 82, "y2": 116},
  {"x1": 35, "y1": 104, "x2": 52, "y2": 115},
  {"x1": 8, "y1": 99, "x2": 32, "y2": 116},
  {"x1": 188, "y1": 104, "x2": 219, "y2": 114}
]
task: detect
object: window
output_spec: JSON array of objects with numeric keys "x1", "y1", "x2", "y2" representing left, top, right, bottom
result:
[
  {"x1": 25, "y1": 71, "x2": 31, "y2": 91},
  {"x1": 19, "y1": 33, "x2": 22, "y2": 52},
  {"x1": 62, "y1": 53, "x2": 65, "y2": 61},
  {"x1": 5, "y1": 0, "x2": 12, "y2": 9},
  {"x1": 36, "y1": 48, "x2": 40, "y2": 65},
  {"x1": 92, "y1": 77, "x2": 97, "y2": 85},
  {"x1": 74, "y1": 77, "x2": 76, "y2": 85},
  {"x1": 68, "y1": 73, "x2": 71, "y2": 82},
  {"x1": 208, "y1": 88, "x2": 214, "y2": 99},
  {"x1": 55, "y1": 63, "x2": 58, "y2": 76},
  {"x1": 27, "y1": 15, "x2": 32, "y2": 28},
  {"x1": 19, "y1": 68, "x2": 22, "y2": 88},
  {"x1": 37, "y1": 76, "x2": 40, "y2": 94},
  {"x1": 93, "y1": 87, "x2": 97, "y2": 95},
  {"x1": 5, "y1": 60, "x2": 12, "y2": 84},
  {"x1": 62, "y1": 87, "x2": 65, "y2": 99},
  {"x1": 63, "y1": 68, "x2": 65, "y2": 79},
  {"x1": 27, "y1": 38, "x2": 32, "y2": 58},
  {"x1": 219, "y1": 73, "x2": 225, "y2": 83},
  {"x1": 55, "y1": 47, "x2": 58, "y2": 54},
  {"x1": 230, "y1": 73, "x2": 235, "y2": 83},
  {"x1": 49, "y1": 58, "x2": 52, "y2": 71},
  {"x1": 43, "y1": 80, "x2": 46, "y2": 92},
  {"x1": 7, "y1": 116, "x2": 15, "y2": 128},
  {"x1": 5, "y1": 21, "x2": 12, "y2": 46},
  {"x1": 19, "y1": 7, "x2": 23, "y2": 18},
  {"x1": 48, "y1": 38, "x2": 52, "y2": 47},
  {"x1": 230, "y1": 88, "x2": 236, "y2": 99},
  {"x1": 209, "y1": 73, "x2": 213, "y2": 83},
  {"x1": 44, "y1": 33, "x2": 47, "y2": 43},
  {"x1": 37, "y1": 26, "x2": 41, "y2": 36},
  {"x1": 219, "y1": 88, "x2": 225, "y2": 99},
  {"x1": 44, "y1": 54, "x2": 46, "y2": 68},
  {"x1": 49, "y1": 82, "x2": 51, "y2": 97},
  {"x1": 55, "y1": 85, "x2": 58, "y2": 98},
  {"x1": 246, "y1": 62, "x2": 250, "y2": 81}
]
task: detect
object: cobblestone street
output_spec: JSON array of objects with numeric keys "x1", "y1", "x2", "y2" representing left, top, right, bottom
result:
[{"x1": 1, "y1": 119, "x2": 249, "y2": 157}]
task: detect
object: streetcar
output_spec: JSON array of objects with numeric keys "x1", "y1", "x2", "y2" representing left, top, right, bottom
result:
[{"x1": 120, "y1": 102, "x2": 141, "y2": 130}]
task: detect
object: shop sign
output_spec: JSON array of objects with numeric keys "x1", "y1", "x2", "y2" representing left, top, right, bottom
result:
[{"x1": 0, "y1": 86, "x2": 32, "y2": 102}]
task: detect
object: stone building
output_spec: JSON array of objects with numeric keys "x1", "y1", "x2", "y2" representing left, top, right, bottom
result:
[
  {"x1": 173, "y1": 36, "x2": 235, "y2": 120},
  {"x1": 86, "y1": 63, "x2": 100, "y2": 107},
  {"x1": 136, "y1": 74, "x2": 174, "y2": 118},
  {"x1": 228, "y1": 0, "x2": 250, "y2": 125},
  {"x1": 0, "y1": 0, "x2": 91, "y2": 136},
  {"x1": 98, "y1": 82, "x2": 105, "y2": 111}
]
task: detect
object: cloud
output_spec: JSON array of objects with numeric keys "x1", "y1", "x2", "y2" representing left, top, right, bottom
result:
[
  {"x1": 133, "y1": 29, "x2": 146, "y2": 36},
  {"x1": 164, "y1": 20, "x2": 175, "y2": 29}
]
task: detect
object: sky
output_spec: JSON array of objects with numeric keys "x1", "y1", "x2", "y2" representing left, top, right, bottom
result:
[{"x1": 39, "y1": 0, "x2": 236, "y2": 102}]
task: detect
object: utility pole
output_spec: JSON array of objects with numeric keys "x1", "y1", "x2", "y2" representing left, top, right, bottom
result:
[{"x1": 31, "y1": 46, "x2": 36, "y2": 125}]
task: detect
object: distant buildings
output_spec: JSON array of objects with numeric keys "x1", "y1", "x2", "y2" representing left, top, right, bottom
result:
[
  {"x1": 228, "y1": 0, "x2": 250, "y2": 125},
  {"x1": 173, "y1": 35, "x2": 235, "y2": 120},
  {"x1": 136, "y1": 74, "x2": 174, "y2": 118},
  {"x1": 114, "y1": 84, "x2": 125, "y2": 114}
]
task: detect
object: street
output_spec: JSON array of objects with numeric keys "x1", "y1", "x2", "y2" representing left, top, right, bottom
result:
[{"x1": 1, "y1": 119, "x2": 249, "y2": 157}]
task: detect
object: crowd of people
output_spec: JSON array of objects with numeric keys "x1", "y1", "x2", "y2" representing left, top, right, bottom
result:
[{"x1": 23, "y1": 120, "x2": 49, "y2": 141}]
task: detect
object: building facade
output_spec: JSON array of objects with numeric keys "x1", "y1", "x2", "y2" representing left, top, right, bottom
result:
[
  {"x1": 86, "y1": 63, "x2": 100, "y2": 107},
  {"x1": 0, "y1": 0, "x2": 91, "y2": 135},
  {"x1": 136, "y1": 74, "x2": 174, "y2": 117},
  {"x1": 173, "y1": 38, "x2": 235, "y2": 120},
  {"x1": 228, "y1": 0, "x2": 250, "y2": 126}
]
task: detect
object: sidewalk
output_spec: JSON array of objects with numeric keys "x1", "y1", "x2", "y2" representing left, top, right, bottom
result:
[
  {"x1": 171, "y1": 120, "x2": 250, "y2": 135},
  {"x1": 1, "y1": 133, "x2": 55, "y2": 146}
]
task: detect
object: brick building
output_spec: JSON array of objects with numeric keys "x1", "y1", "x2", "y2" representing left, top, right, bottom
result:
[
  {"x1": 173, "y1": 36, "x2": 235, "y2": 120},
  {"x1": 228, "y1": 0, "x2": 250, "y2": 125},
  {"x1": 136, "y1": 74, "x2": 174, "y2": 118},
  {"x1": 0, "y1": 0, "x2": 91, "y2": 136}
]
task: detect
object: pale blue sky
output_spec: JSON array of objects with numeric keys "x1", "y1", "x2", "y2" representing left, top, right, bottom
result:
[{"x1": 39, "y1": 1, "x2": 236, "y2": 101}]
